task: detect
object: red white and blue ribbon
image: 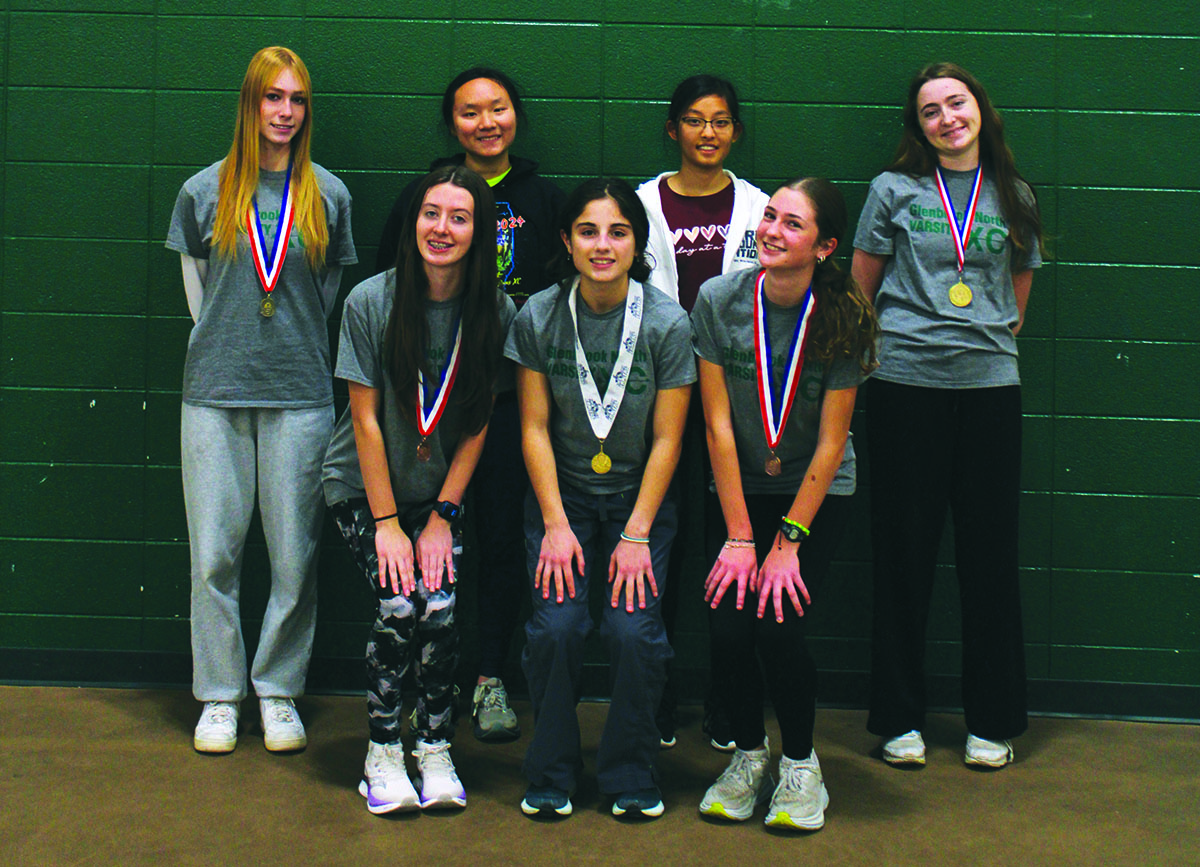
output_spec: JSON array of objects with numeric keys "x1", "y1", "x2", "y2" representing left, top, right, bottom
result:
[
  {"x1": 754, "y1": 270, "x2": 816, "y2": 452},
  {"x1": 417, "y1": 312, "x2": 464, "y2": 443},
  {"x1": 247, "y1": 158, "x2": 295, "y2": 293},
  {"x1": 934, "y1": 164, "x2": 983, "y2": 275}
]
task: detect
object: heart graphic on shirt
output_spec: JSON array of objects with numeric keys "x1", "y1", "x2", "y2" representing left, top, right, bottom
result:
[
  {"x1": 683, "y1": 227, "x2": 700, "y2": 244},
  {"x1": 717, "y1": 225, "x2": 729, "y2": 239},
  {"x1": 700, "y1": 225, "x2": 717, "y2": 242},
  {"x1": 671, "y1": 229, "x2": 684, "y2": 244}
]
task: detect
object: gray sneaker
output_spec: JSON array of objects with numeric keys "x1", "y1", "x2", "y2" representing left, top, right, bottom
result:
[
  {"x1": 699, "y1": 740, "x2": 773, "y2": 821},
  {"x1": 472, "y1": 678, "x2": 520, "y2": 742},
  {"x1": 765, "y1": 750, "x2": 829, "y2": 831}
]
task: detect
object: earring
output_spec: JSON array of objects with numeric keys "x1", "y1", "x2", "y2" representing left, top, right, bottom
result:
[{"x1": 817, "y1": 255, "x2": 826, "y2": 264}]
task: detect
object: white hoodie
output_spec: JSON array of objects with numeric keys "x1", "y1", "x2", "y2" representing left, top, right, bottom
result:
[{"x1": 636, "y1": 170, "x2": 769, "y2": 304}]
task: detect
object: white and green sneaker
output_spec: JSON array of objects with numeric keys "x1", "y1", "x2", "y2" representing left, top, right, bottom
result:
[
  {"x1": 699, "y1": 740, "x2": 773, "y2": 821},
  {"x1": 765, "y1": 750, "x2": 829, "y2": 831},
  {"x1": 472, "y1": 678, "x2": 520, "y2": 742}
]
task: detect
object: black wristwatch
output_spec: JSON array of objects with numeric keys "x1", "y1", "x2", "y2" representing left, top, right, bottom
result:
[
  {"x1": 432, "y1": 500, "x2": 463, "y2": 531},
  {"x1": 778, "y1": 518, "x2": 805, "y2": 544}
]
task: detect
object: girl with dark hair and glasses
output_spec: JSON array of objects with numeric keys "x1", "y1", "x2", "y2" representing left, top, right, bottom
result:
[{"x1": 635, "y1": 74, "x2": 771, "y2": 752}]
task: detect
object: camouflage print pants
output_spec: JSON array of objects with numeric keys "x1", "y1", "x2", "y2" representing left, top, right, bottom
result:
[{"x1": 331, "y1": 499, "x2": 459, "y2": 744}]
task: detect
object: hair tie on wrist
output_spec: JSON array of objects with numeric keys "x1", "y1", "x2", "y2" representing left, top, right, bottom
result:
[
  {"x1": 620, "y1": 532, "x2": 651, "y2": 544},
  {"x1": 373, "y1": 512, "x2": 398, "y2": 523}
]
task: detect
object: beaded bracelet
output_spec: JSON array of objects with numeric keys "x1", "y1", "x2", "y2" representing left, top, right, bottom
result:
[
  {"x1": 373, "y1": 512, "x2": 398, "y2": 523},
  {"x1": 781, "y1": 516, "x2": 811, "y2": 537},
  {"x1": 620, "y1": 532, "x2": 651, "y2": 544},
  {"x1": 723, "y1": 538, "x2": 756, "y2": 549}
]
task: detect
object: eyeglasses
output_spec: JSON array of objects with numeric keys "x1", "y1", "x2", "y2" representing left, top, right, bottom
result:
[{"x1": 678, "y1": 116, "x2": 736, "y2": 132}]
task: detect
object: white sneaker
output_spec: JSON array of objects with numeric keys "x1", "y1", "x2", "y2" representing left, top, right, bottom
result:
[
  {"x1": 358, "y1": 741, "x2": 420, "y2": 814},
  {"x1": 194, "y1": 701, "x2": 238, "y2": 753},
  {"x1": 965, "y1": 734, "x2": 1014, "y2": 768},
  {"x1": 765, "y1": 751, "x2": 830, "y2": 831},
  {"x1": 882, "y1": 730, "x2": 926, "y2": 766},
  {"x1": 412, "y1": 739, "x2": 466, "y2": 809},
  {"x1": 260, "y1": 697, "x2": 307, "y2": 752},
  {"x1": 699, "y1": 740, "x2": 773, "y2": 821}
]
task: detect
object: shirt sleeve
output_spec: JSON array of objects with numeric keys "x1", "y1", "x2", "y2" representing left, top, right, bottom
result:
[
  {"x1": 503, "y1": 301, "x2": 547, "y2": 372},
  {"x1": 165, "y1": 184, "x2": 208, "y2": 258},
  {"x1": 690, "y1": 281, "x2": 723, "y2": 366},
  {"x1": 853, "y1": 175, "x2": 897, "y2": 256},
  {"x1": 654, "y1": 306, "x2": 698, "y2": 389},
  {"x1": 334, "y1": 288, "x2": 382, "y2": 388}
]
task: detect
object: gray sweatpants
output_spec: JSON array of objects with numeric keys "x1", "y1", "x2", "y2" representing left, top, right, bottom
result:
[{"x1": 181, "y1": 402, "x2": 333, "y2": 702}]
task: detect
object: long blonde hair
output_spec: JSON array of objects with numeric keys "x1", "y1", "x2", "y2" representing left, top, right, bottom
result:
[{"x1": 213, "y1": 46, "x2": 328, "y2": 267}]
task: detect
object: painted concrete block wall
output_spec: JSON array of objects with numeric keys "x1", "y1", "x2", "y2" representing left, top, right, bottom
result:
[{"x1": 1, "y1": 3, "x2": 1197, "y2": 711}]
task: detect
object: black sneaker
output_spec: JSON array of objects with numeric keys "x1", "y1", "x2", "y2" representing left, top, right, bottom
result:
[
  {"x1": 702, "y1": 707, "x2": 735, "y2": 752},
  {"x1": 612, "y1": 786, "x2": 664, "y2": 818},
  {"x1": 521, "y1": 784, "x2": 573, "y2": 817}
]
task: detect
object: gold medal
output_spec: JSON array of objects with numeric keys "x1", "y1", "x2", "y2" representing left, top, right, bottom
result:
[
  {"x1": 949, "y1": 280, "x2": 973, "y2": 308},
  {"x1": 259, "y1": 296, "x2": 275, "y2": 317},
  {"x1": 416, "y1": 439, "x2": 431, "y2": 462},
  {"x1": 592, "y1": 451, "x2": 612, "y2": 475},
  {"x1": 765, "y1": 454, "x2": 782, "y2": 477}
]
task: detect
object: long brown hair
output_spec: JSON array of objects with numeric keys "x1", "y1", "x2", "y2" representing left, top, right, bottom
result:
[
  {"x1": 886, "y1": 62, "x2": 1044, "y2": 257},
  {"x1": 781, "y1": 178, "x2": 878, "y2": 374},
  {"x1": 213, "y1": 46, "x2": 329, "y2": 267},
  {"x1": 384, "y1": 166, "x2": 501, "y2": 436}
]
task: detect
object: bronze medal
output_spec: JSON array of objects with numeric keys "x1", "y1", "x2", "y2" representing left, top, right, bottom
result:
[
  {"x1": 765, "y1": 454, "x2": 782, "y2": 477},
  {"x1": 259, "y1": 296, "x2": 275, "y2": 317},
  {"x1": 416, "y1": 439, "x2": 432, "y2": 462},
  {"x1": 949, "y1": 280, "x2": 973, "y2": 308},
  {"x1": 591, "y1": 450, "x2": 612, "y2": 475}
]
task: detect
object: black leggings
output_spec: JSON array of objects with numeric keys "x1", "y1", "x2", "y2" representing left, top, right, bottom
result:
[
  {"x1": 706, "y1": 492, "x2": 853, "y2": 759},
  {"x1": 865, "y1": 380, "x2": 1027, "y2": 741}
]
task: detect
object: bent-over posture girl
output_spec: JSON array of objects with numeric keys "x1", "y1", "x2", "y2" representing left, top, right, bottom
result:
[
  {"x1": 323, "y1": 166, "x2": 515, "y2": 813},
  {"x1": 506, "y1": 179, "x2": 694, "y2": 819},
  {"x1": 693, "y1": 178, "x2": 877, "y2": 831}
]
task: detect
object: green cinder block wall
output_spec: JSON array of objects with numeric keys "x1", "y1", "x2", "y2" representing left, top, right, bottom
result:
[{"x1": 1, "y1": 3, "x2": 1197, "y2": 717}]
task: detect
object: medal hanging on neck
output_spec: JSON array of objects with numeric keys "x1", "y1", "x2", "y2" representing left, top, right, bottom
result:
[
  {"x1": 754, "y1": 269, "x2": 816, "y2": 477},
  {"x1": 247, "y1": 157, "x2": 295, "y2": 317},
  {"x1": 415, "y1": 311, "x2": 463, "y2": 463},
  {"x1": 934, "y1": 164, "x2": 982, "y2": 308},
  {"x1": 568, "y1": 277, "x2": 643, "y2": 475}
]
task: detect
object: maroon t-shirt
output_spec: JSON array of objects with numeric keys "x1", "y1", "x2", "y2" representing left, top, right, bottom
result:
[{"x1": 659, "y1": 177, "x2": 735, "y2": 311}]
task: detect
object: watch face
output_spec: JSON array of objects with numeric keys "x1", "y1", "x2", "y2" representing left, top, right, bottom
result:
[{"x1": 780, "y1": 523, "x2": 802, "y2": 543}]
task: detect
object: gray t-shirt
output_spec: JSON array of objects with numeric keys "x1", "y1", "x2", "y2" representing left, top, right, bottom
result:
[
  {"x1": 853, "y1": 169, "x2": 1042, "y2": 389},
  {"x1": 166, "y1": 160, "x2": 358, "y2": 407},
  {"x1": 692, "y1": 268, "x2": 866, "y2": 496},
  {"x1": 504, "y1": 280, "x2": 697, "y2": 495},
  {"x1": 322, "y1": 271, "x2": 517, "y2": 509}
]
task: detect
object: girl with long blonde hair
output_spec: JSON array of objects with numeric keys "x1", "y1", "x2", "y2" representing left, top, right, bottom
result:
[{"x1": 166, "y1": 45, "x2": 356, "y2": 755}]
